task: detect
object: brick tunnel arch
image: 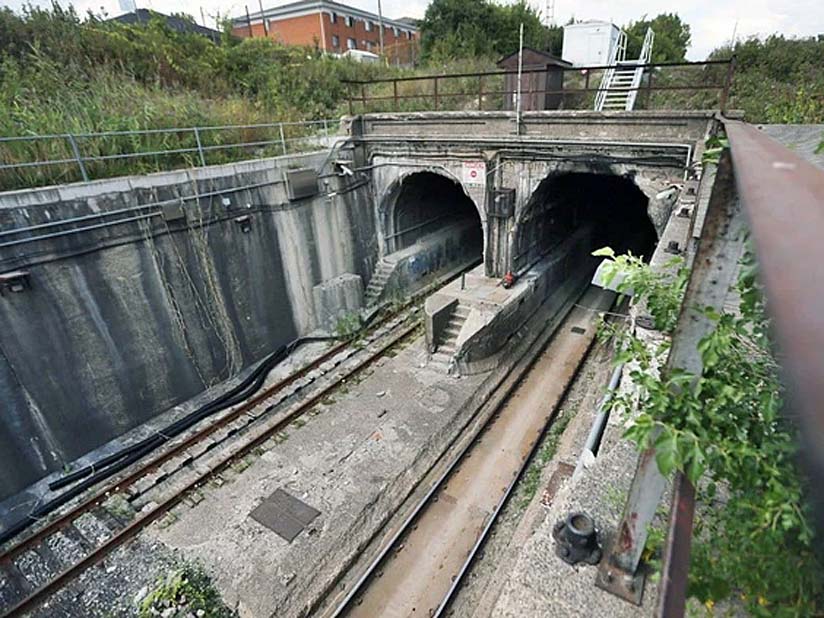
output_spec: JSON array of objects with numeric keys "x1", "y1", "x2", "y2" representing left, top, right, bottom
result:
[
  {"x1": 510, "y1": 172, "x2": 658, "y2": 274},
  {"x1": 381, "y1": 171, "x2": 484, "y2": 259}
]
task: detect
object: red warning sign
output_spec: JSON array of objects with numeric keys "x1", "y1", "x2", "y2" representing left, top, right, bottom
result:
[{"x1": 461, "y1": 161, "x2": 486, "y2": 186}]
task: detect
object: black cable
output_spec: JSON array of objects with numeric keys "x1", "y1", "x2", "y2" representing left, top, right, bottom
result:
[{"x1": 0, "y1": 333, "x2": 342, "y2": 548}]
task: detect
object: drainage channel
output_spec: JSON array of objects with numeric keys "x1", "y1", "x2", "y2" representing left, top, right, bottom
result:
[{"x1": 330, "y1": 285, "x2": 615, "y2": 618}]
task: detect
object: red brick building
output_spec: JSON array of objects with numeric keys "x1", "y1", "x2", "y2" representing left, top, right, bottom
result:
[{"x1": 231, "y1": 0, "x2": 419, "y2": 65}]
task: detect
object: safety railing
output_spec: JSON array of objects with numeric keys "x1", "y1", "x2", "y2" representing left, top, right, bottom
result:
[
  {"x1": 0, "y1": 119, "x2": 341, "y2": 192},
  {"x1": 341, "y1": 58, "x2": 736, "y2": 115},
  {"x1": 603, "y1": 121, "x2": 824, "y2": 617}
]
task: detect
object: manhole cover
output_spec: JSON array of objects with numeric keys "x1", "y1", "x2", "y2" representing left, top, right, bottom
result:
[{"x1": 250, "y1": 488, "x2": 320, "y2": 542}]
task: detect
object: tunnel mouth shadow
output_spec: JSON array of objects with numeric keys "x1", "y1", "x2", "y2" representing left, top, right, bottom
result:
[
  {"x1": 385, "y1": 171, "x2": 483, "y2": 259},
  {"x1": 513, "y1": 171, "x2": 658, "y2": 275}
]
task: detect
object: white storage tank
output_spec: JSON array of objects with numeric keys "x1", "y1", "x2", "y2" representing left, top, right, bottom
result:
[{"x1": 562, "y1": 21, "x2": 621, "y2": 67}]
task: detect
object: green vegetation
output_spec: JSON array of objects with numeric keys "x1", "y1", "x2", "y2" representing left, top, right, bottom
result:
[
  {"x1": 2, "y1": 2, "x2": 823, "y2": 189},
  {"x1": 596, "y1": 246, "x2": 824, "y2": 615},
  {"x1": 139, "y1": 564, "x2": 235, "y2": 617},
  {"x1": 516, "y1": 408, "x2": 572, "y2": 509},
  {"x1": 624, "y1": 13, "x2": 691, "y2": 63},
  {"x1": 420, "y1": 0, "x2": 561, "y2": 62}
]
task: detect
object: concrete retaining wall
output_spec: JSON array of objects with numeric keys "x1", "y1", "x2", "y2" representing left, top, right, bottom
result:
[
  {"x1": 0, "y1": 152, "x2": 377, "y2": 500},
  {"x1": 458, "y1": 228, "x2": 596, "y2": 374}
]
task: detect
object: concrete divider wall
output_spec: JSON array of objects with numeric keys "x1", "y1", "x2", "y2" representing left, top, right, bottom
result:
[
  {"x1": 457, "y1": 228, "x2": 596, "y2": 374},
  {"x1": 0, "y1": 153, "x2": 377, "y2": 500}
]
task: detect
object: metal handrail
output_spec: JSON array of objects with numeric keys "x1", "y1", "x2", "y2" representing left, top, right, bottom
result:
[
  {"x1": 343, "y1": 58, "x2": 734, "y2": 115},
  {"x1": 0, "y1": 119, "x2": 340, "y2": 190}
]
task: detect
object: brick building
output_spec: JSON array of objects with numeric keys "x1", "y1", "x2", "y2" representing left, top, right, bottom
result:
[{"x1": 231, "y1": 0, "x2": 419, "y2": 65}]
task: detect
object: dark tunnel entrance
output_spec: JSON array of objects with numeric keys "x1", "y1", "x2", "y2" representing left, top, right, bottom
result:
[
  {"x1": 386, "y1": 172, "x2": 483, "y2": 258},
  {"x1": 512, "y1": 172, "x2": 657, "y2": 274}
]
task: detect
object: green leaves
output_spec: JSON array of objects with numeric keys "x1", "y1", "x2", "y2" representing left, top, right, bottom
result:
[{"x1": 606, "y1": 246, "x2": 824, "y2": 613}]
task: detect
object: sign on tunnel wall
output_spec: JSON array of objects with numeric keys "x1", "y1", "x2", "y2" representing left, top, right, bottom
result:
[{"x1": 462, "y1": 161, "x2": 486, "y2": 186}]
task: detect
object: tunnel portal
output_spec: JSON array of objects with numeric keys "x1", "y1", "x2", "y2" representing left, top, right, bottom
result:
[
  {"x1": 386, "y1": 172, "x2": 483, "y2": 257},
  {"x1": 512, "y1": 172, "x2": 658, "y2": 274}
]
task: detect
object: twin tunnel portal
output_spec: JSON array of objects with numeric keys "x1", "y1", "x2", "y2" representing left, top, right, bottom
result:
[{"x1": 382, "y1": 168, "x2": 658, "y2": 280}]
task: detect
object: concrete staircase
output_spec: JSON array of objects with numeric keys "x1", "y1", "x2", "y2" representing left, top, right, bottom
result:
[
  {"x1": 430, "y1": 303, "x2": 470, "y2": 370},
  {"x1": 364, "y1": 259, "x2": 394, "y2": 306}
]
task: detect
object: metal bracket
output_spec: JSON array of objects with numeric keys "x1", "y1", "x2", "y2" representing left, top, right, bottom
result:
[
  {"x1": 595, "y1": 559, "x2": 646, "y2": 605},
  {"x1": 234, "y1": 215, "x2": 252, "y2": 233},
  {"x1": 0, "y1": 271, "x2": 30, "y2": 295}
]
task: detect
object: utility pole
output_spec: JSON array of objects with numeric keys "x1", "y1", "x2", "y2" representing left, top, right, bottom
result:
[
  {"x1": 258, "y1": 0, "x2": 268, "y2": 36},
  {"x1": 245, "y1": 5, "x2": 253, "y2": 37},
  {"x1": 377, "y1": 0, "x2": 385, "y2": 58}
]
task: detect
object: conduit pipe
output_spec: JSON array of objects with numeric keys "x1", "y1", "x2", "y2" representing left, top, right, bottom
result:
[{"x1": 571, "y1": 363, "x2": 623, "y2": 484}]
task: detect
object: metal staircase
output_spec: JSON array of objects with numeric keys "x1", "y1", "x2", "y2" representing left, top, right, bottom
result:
[{"x1": 595, "y1": 28, "x2": 655, "y2": 112}]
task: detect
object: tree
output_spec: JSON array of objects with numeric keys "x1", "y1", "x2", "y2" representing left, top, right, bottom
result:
[
  {"x1": 420, "y1": 0, "x2": 555, "y2": 61},
  {"x1": 624, "y1": 13, "x2": 690, "y2": 63}
]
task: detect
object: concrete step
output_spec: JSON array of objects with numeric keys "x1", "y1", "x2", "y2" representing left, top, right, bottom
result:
[
  {"x1": 438, "y1": 344, "x2": 457, "y2": 355},
  {"x1": 444, "y1": 326, "x2": 462, "y2": 338}
]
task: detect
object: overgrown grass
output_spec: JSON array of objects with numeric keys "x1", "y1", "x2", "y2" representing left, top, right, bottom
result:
[{"x1": 139, "y1": 564, "x2": 235, "y2": 618}]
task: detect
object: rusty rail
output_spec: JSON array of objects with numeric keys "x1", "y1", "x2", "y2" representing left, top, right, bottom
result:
[
  {"x1": 604, "y1": 119, "x2": 824, "y2": 618},
  {"x1": 342, "y1": 58, "x2": 735, "y2": 114}
]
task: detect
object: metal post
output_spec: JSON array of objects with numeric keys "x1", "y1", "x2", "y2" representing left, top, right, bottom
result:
[
  {"x1": 461, "y1": 273, "x2": 466, "y2": 290},
  {"x1": 656, "y1": 472, "x2": 696, "y2": 618},
  {"x1": 377, "y1": 0, "x2": 385, "y2": 58},
  {"x1": 323, "y1": 118, "x2": 329, "y2": 137},
  {"x1": 478, "y1": 75, "x2": 484, "y2": 111},
  {"x1": 347, "y1": 85, "x2": 354, "y2": 115},
  {"x1": 515, "y1": 23, "x2": 525, "y2": 132},
  {"x1": 278, "y1": 123, "x2": 287, "y2": 155},
  {"x1": 645, "y1": 70, "x2": 654, "y2": 109},
  {"x1": 361, "y1": 84, "x2": 367, "y2": 111},
  {"x1": 393, "y1": 80, "x2": 399, "y2": 110},
  {"x1": 719, "y1": 56, "x2": 736, "y2": 114},
  {"x1": 433, "y1": 77, "x2": 439, "y2": 110},
  {"x1": 258, "y1": 0, "x2": 268, "y2": 35},
  {"x1": 66, "y1": 134, "x2": 89, "y2": 183},
  {"x1": 192, "y1": 127, "x2": 206, "y2": 167}
]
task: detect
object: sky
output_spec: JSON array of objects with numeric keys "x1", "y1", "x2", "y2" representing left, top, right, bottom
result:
[{"x1": 3, "y1": 0, "x2": 824, "y2": 59}]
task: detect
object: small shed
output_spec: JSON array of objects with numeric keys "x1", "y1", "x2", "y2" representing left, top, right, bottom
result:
[{"x1": 497, "y1": 48, "x2": 571, "y2": 111}]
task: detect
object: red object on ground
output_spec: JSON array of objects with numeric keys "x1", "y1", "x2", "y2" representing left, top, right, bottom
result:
[{"x1": 502, "y1": 271, "x2": 516, "y2": 289}]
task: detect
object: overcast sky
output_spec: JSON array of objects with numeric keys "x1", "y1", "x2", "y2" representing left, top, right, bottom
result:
[{"x1": 3, "y1": 0, "x2": 824, "y2": 59}]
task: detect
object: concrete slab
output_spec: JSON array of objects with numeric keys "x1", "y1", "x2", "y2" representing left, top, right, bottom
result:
[{"x1": 149, "y1": 335, "x2": 489, "y2": 617}]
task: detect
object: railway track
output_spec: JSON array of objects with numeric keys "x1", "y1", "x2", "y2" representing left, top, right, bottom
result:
[
  {"x1": 326, "y1": 285, "x2": 615, "y2": 618},
  {"x1": 0, "y1": 263, "x2": 482, "y2": 617}
]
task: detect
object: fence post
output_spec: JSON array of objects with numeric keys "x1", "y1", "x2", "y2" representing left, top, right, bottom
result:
[
  {"x1": 323, "y1": 118, "x2": 329, "y2": 137},
  {"x1": 719, "y1": 56, "x2": 736, "y2": 114},
  {"x1": 645, "y1": 70, "x2": 654, "y2": 109},
  {"x1": 434, "y1": 76, "x2": 439, "y2": 110},
  {"x1": 478, "y1": 75, "x2": 484, "y2": 111},
  {"x1": 361, "y1": 84, "x2": 367, "y2": 111},
  {"x1": 279, "y1": 123, "x2": 287, "y2": 155},
  {"x1": 66, "y1": 134, "x2": 89, "y2": 183},
  {"x1": 192, "y1": 127, "x2": 207, "y2": 167},
  {"x1": 393, "y1": 79, "x2": 399, "y2": 111},
  {"x1": 347, "y1": 84, "x2": 354, "y2": 115}
]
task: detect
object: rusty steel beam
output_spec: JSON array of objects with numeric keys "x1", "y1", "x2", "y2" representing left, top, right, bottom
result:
[
  {"x1": 724, "y1": 119, "x2": 824, "y2": 527},
  {"x1": 656, "y1": 472, "x2": 695, "y2": 617},
  {"x1": 599, "y1": 150, "x2": 746, "y2": 611}
]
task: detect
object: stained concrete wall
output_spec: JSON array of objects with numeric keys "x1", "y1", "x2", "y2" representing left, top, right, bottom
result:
[
  {"x1": 0, "y1": 152, "x2": 376, "y2": 500},
  {"x1": 355, "y1": 111, "x2": 718, "y2": 278}
]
